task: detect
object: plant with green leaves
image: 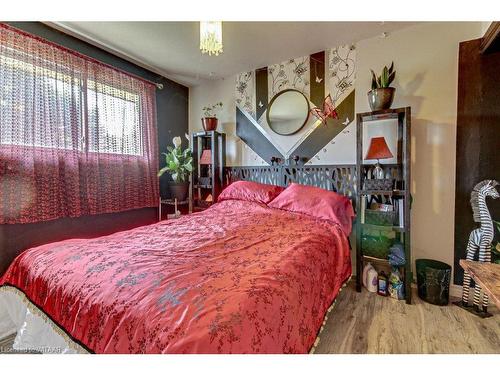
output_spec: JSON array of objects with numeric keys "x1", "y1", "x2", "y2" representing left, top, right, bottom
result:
[
  {"x1": 371, "y1": 62, "x2": 396, "y2": 89},
  {"x1": 158, "y1": 135, "x2": 193, "y2": 183},
  {"x1": 202, "y1": 102, "x2": 223, "y2": 118}
]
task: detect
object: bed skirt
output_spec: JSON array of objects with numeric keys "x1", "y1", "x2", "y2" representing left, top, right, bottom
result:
[{"x1": 0, "y1": 286, "x2": 87, "y2": 354}]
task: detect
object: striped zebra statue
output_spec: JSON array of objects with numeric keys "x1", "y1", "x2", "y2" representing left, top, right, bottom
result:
[{"x1": 459, "y1": 179, "x2": 499, "y2": 316}]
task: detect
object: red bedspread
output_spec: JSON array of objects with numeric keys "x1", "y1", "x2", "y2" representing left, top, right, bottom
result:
[{"x1": 0, "y1": 199, "x2": 351, "y2": 353}]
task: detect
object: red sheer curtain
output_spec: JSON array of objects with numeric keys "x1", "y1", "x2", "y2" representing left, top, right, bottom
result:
[{"x1": 0, "y1": 24, "x2": 159, "y2": 224}]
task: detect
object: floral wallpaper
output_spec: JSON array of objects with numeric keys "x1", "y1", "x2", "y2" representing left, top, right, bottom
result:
[
  {"x1": 235, "y1": 71, "x2": 255, "y2": 118},
  {"x1": 234, "y1": 45, "x2": 357, "y2": 166},
  {"x1": 268, "y1": 56, "x2": 310, "y2": 99},
  {"x1": 328, "y1": 44, "x2": 356, "y2": 106},
  {"x1": 235, "y1": 46, "x2": 356, "y2": 121}
]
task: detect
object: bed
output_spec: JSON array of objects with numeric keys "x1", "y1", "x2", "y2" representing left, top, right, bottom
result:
[{"x1": 0, "y1": 182, "x2": 353, "y2": 354}]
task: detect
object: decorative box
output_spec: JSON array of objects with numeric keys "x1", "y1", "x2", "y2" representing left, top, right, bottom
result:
[
  {"x1": 364, "y1": 178, "x2": 394, "y2": 191},
  {"x1": 365, "y1": 209, "x2": 396, "y2": 226}
]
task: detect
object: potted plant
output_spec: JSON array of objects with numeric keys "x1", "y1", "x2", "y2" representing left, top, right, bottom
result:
[
  {"x1": 158, "y1": 135, "x2": 193, "y2": 202},
  {"x1": 201, "y1": 102, "x2": 223, "y2": 131},
  {"x1": 368, "y1": 62, "x2": 396, "y2": 111}
]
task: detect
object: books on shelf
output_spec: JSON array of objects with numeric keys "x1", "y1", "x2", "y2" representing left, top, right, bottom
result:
[
  {"x1": 361, "y1": 197, "x2": 366, "y2": 224},
  {"x1": 393, "y1": 197, "x2": 404, "y2": 228},
  {"x1": 398, "y1": 198, "x2": 404, "y2": 228}
]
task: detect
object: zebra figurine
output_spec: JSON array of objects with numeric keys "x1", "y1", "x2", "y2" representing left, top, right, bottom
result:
[{"x1": 460, "y1": 179, "x2": 499, "y2": 315}]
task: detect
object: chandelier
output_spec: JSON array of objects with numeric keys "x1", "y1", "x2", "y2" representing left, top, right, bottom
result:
[{"x1": 199, "y1": 21, "x2": 223, "y2": 56}]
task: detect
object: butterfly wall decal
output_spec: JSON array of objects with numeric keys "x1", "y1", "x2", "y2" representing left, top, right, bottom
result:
[{"x1": 309, "y1": 94, "x2": 339, "y2": 123}]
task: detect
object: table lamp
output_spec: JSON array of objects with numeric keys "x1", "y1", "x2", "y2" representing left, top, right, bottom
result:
[
  {"x1": 364, "y1": 136, "x2": 393, "y2": 179},
  {"x1": 199, "y1": 149, "x2": 212, "y2": 185},
  {"x1": 199, "y1": 149, "x2": 212, "y2": 165}
]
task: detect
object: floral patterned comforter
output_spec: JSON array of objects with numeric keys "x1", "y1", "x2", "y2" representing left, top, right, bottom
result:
[{"x1": 0, "y1": 199, "x2": 351, "y2": 353}]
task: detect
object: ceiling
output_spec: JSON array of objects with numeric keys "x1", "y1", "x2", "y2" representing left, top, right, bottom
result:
[{"x1": 50, "y1": 22, "x2": 417, "y2": 87}]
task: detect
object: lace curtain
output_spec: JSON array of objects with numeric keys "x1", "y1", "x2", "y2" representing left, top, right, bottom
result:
[{"x1": 0, "y1": 24, "x2": 159, "y2": 224}]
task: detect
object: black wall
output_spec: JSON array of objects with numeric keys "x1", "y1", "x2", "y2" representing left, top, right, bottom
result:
[
  {"x1": 454, "y1": 38, "x2": 500, "y2": 284},
  {"x1": 0, "y1": 22, "x2": 189, "y2": 275}
]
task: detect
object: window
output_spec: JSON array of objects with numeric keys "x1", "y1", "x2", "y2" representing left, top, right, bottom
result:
[
  {"x1": 0, "y1": 23, "x2": 159, "y2": 225},
  {"x1": 0, "y1": 54, "x2": 83, "y2": 150},
  {"x1": 0, "y1": 50, "x2": 143, "y2": 156},
  {"x1": 87, "y1": 82, "x2": 143, "y2": 156}
]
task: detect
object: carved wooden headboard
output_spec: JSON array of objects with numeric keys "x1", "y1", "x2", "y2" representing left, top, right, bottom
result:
[
  {"x1": 223, "y1": 165, "x2": 357, "y2": 200},
  {"x1": 223, "y1": 164, "x2": 403, "y2": 211}
]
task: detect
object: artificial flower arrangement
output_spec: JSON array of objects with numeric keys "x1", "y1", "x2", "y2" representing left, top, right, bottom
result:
[{"x1": 158, "y1": 134, "x2": 193, "y2": 182}]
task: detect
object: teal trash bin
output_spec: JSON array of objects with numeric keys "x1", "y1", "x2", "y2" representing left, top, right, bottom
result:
[{"x1": 416, "y1": 259, "x2": 451, "y2": 306}]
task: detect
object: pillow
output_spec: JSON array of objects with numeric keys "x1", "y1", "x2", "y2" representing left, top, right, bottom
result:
[
  {"x1": 268, "y1": 183, "x2": 355, "y2": 235},
  {"x1": 218, "y1": 181, "x2": 285, "y2": 205}
]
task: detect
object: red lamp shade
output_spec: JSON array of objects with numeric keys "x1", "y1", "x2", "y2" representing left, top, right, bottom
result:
[
  {"x1": 364, "y1": 137, "x2": 394, "y2": 160},
  {"x1": 199, "y1": 149, "x2": 212, "y2": 165}
]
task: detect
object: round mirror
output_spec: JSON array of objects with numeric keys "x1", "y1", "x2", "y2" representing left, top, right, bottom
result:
[{"x1": 266, "y1": 89, "x2": 310, "y2": 135}]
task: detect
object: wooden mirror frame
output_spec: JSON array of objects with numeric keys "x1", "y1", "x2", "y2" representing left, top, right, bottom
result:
[{"x1": 266, "y1": 89, "x2": 310, "y2": 136}]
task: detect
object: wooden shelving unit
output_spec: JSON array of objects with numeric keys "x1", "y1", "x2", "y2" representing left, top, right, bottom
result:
[
  {"x1": 355, "y1": 107, "x2": 412, "y2": 304},
  {"x1": 191, "y1": 131, "x2": 226, "y2": 212}
]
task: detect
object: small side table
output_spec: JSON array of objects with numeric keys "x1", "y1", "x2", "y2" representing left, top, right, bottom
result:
[
  {"x1": 459, "y1": 259, "x2": 500, "y2": 311},
  {"x1": 158, "y1": 198, "x2": 191, "y2": 221}
]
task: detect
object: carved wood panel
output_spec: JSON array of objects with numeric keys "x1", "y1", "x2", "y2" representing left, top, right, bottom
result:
[
  {"x1": 224, "y1": 165, "x2": 357, "y2": 199},
  {"x1": 282, "y1": 165, "x2": 356, "y2": 198},
  {"x1": 224, "y1": 166, "x2": 282, "y2": 186}
]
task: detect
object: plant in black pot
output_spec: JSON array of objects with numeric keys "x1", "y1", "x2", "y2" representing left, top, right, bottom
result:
[
  {"x1": 368, "y1": 62, "x2": 396, "y2": 111},
  {"x1": 158, "y1": 135, "x2": 193, "y2": 202},
  {"x1": 201, "y1": 102, "x2": 223, "y2": 131}
]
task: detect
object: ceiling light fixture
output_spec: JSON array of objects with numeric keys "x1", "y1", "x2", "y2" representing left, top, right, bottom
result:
[{"x1": 200, "y1": 21, "x2": 223, "y2": 56}]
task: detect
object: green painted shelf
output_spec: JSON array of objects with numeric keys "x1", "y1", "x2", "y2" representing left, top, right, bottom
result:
[{"x1": 360, "y1": 223, "x2": 406, "y2": 232}]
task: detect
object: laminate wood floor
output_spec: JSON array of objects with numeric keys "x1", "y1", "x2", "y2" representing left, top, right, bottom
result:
[
  {"x1": 0, "y1": 334, "x2": 19, "y2": 354},
  {"x1": 314, "y1": 281, "x2": 500, "y2": 354}
]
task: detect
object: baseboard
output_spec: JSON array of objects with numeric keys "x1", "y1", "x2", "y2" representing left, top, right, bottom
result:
[{"x1": 449, "y1": 284, "x2": 463, "y2": 298}]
